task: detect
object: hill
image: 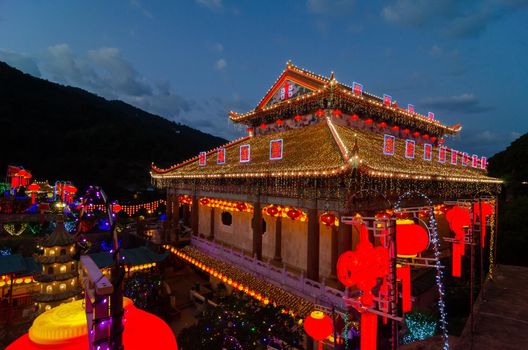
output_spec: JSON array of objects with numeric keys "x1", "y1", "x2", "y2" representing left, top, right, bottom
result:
[
  {"x1": 0, "y1": 61, "x2": 227, "y2": 198},
  {"x1": 488, "y1": 132, "x2": 528, "y2": 266}
]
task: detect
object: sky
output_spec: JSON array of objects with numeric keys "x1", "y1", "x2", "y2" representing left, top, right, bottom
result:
[{"x1": 1, "y1": 0, "x2": 527, "y2": 157}]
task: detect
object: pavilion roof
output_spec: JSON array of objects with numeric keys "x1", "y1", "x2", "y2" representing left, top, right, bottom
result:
[
  {"x1": 228, "y1": 61, "x2": 461, "y2": 137},
  {"x1": 151, "y1": 119, "x2": 500, "y2": 184}
]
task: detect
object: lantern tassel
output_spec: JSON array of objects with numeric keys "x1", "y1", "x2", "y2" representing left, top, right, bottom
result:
[{"x1": 360, "y1": 312, "x2": 378, "y2": 350}]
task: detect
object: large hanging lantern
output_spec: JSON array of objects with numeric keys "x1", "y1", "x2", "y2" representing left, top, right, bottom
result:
[
  {"x1": 303, "y1": 310, "x2": 333, "y2": 349},
  {"x1": 266, "y1": 205, "x2": 279, "y2": 217},
  {"x1": 286, "y1": 208, "x2": 302, "y2": 220},
  {"x1": 27, "y1": 183, "x2": 40, "y2": 204},
  {"x1": 112, "y1": 203, "x2": 123, "y2": 213},
  {"x1": 320, "y1": 212, "x2": 337, "y2": 226},
  {"x1": 236, "y1": 202, "x2": 247, "y2": 212},
  {"x1": 199, "y1": 198, "x2": 210, "y2": 206},
  {"x1": 396, "y1": 219, "x2": 429, "y2": 257},
  {"x1": 473, "y1": 202, "x2": 493, "y2": 248},
  {"x1": 446, "y1": 206, "x2": 471, "y2": 277}
]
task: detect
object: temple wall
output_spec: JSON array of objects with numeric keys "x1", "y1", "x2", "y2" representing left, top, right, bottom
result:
[
  {"x1": 262, "y1": 216, "x2": 276, "y2": 260},
  {"x1": 214, "y1": 210, "x2": 253, "y2": 253},
  {"x1": 319, "y1": 223, "x2": 332, "y2": 278},
  {"x1": 281, "y1": 219, "x2": 307, "y2": 272},
  {"x1": 198, "y1": 204, "x2": 211, "y2": 236}
]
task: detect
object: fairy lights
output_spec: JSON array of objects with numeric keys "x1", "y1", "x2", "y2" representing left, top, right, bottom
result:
[{"x1": 394, "y1": 192, "x2": 449, "y2": 350}]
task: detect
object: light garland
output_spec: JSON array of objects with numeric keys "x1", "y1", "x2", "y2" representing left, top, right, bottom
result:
[
  {"x1": 3, "y1": 223, "x2": 28, "y2": 236},
  {"x1": 199, "y1": 197, "x2": 253, "y2": 213},
  {"x1": 394, "y1": 191, "x2": 449, "y2": 350},
  {"x1": 488, "y1": 200, "x2": 496, "y2": 280}
]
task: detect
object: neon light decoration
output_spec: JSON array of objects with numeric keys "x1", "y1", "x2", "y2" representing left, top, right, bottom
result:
[
  {"x1": 240, "y1": 144, "x2": 250, "y2": 163},
  {"x1": 428, "y1": 112, "x2": 435, "y2": 120},
  {"x1": 446, "y1": 206, "x2": 470, "y2": 277},
  {"x1": 471, "y1": 154, "x2": 478, "y2": 168},
  {"x1": 405, "y1": 140, "x2": 415, "y2": 159},
  {"x1": 383, "y1": 94, "x2": 391, "y2": 106},
  {"x1": 353, "y1": 82, "x2": 363, "y2": 95},
  {"x1": 198, "y1": 152, "x2": 206, "y2": 166},
  {"x1": 269, "y1": 139, "x2": 283, "y2": 160},
  {"x1": 423, "y1": 144, "x2": 432, "y2": 161},
  {"x1": 217, "y1": 148, "x2": 226, "y2": 164},
  {"x1": 450, "y1": 150, "x2": 458, "y2": 165},
  {"x1": 462, "y1": 152, "x2": 469, "y2": 166},
  {"x1": 481, "y1": 157, "x2": 487, "y2": 169},
  {"x1": 408, "y1": 104, "x2": 415, "y2": 113},
  {"x1": 439, "y1": 147, "x2": 447, "y2": 163},
  {"x1": 383, "y1": 134, "x2": 395, "y2": 155}
]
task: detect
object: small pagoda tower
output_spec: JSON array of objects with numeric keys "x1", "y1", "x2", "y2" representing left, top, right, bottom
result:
[{"x1": 34, "y1": 215, "x2": 82, "y2": 313}]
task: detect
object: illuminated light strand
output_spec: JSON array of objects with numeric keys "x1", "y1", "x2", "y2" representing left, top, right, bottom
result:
[
  {"x1": 394, "y1": 192, "x2": 449, "y2": 350},
  {"x1": 488, "y1": 200, "x2": 496, "y2": 280}
]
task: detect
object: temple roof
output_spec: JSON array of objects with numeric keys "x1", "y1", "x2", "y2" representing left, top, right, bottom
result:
[
  {"x1": 151, "y1": 119, "x2": 500, "y2": 184},
  {"x1": 41, "y1": 216, "x2": 76, "y2": 248},
  {"x1": 228, "y1": 62, "x2": 461, "y2": 137}
]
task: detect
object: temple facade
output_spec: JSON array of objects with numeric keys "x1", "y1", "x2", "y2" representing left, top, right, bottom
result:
[{"x1": 152, "y1": 62, "x2": 501, "y2": 319}]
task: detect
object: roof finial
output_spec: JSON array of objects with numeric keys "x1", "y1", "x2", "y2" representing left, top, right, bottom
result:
[
  {"x1": 286, "y1": 60, "x2": 292, "y2": 68},
  {"x1": 330, "y1": 71, "x2": 335, "y2": 80}
]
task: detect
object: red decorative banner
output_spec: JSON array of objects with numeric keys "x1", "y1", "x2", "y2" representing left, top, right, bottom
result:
[
  {"x1": 471, "y1": 154, "x2": 478, "y2": 168},
  {"x1": 240, "y1": 144, "x2": 250, "y2": 163},
  {"x1": 462, "y1": 152, "x2": 469, "y2": 166},
  {"x1": 428, "y1": 112, "x2": 435, "y2": 120},
  {"x1": 269, "y1": 139, "x2": 283, "y2": 160},
  {"x1": 198, "y1": 152, "x2": 206, "y2": 166},
  {"x1": 407, "y1": 104, "x2": 415, "y2": 113},
  {"x1": 405, "y1": 140, "x2": 415, "y2": 159},
  {"x1": 481, "y1": 157, "x2": 487, "y2": 169},
  {"x1": 423, "y1": 143, "x2": 432, "y2": 161},
  {"x1": 383, "y1": 94, "x2": 391, "y2": 106},
  {"x1": 217, "y1": 148, "x2": 226, "y2": 164},
  {"x1": 438, "y1": 147, "x2": 447, "y2": 163},
  {"x1": 383, "y1": 134, "x2": 395, "y2": 155},
  {"x1": 353, "y1": 82, "x2": 363, "y2": 95},
  {"x1": 450, "y1": 150, "x2": 458, "y2": 165}
]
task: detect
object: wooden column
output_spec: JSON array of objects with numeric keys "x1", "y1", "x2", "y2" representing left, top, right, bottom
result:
[
  {"x1": 191, "y1": 194, "x2": 199, "y2": 235},
  {"x1": 330, "y1": 225, "x2": 338, "y2": 278},
  {"x1": 273, "y1": 216, "x2": 282, "y2": 262},
  {"x1": 182, "y1": 204, "x2": 189, "y2": 226},
  {"x1": 173, "y1": 195, "x2": 180, "y2": 240},
  {"x1": 252, "y1": 200, "x2": 263, "y2": 260},
  {"x1": 209, "y1": 207, "x2": 215, "y2": 240},
  {"x1": 338, "y1": 213, "x2": 352, "y2": 256},
  {"x1": 307, "y1": 208, "x2": 320, "y2": 282}
]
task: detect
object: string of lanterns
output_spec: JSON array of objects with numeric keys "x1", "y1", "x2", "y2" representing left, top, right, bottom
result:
[
  {"x1": 3, "y1": 223, "x2": 29, "y2": 236},
  {"x1": 83, "y1": 199, "x2": 165, "y2": 216},
  {"x1": 163, "y1": 244, "x2": 315, "y2": 316},
  {"x1": 199, "y1": 197, "x2": 253, "y2": 213},
  {"x1": 0, "y1": 275, "x2": 34, "y2": 287}
]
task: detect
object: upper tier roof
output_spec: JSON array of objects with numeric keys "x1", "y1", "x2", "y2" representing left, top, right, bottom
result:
[
  {"x1": 151, "y1": 118, "x2": 500, "y2": 184},
  {"x1": 228, "y1": 61, "x2": 461, "y2": 138}
]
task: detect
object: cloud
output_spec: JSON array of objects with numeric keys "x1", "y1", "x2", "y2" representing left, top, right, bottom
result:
[
  {"x1": 381, "y1": 0, "x2": 528, "y2": 38},
  {"x1": 307, "y1": 0, "x2": 355, "y2": 14},
  {"x1": 0, "y1": 49, "x2": 41, "y2": 77},
  {"x1": 429, "y1": 45, "x2": 443, "y2": 56},
  {"x1": 129, "y1": 0, "x2": 153, "y2": 18},
  {"x1": 214, "y1": 58, "x2": 227, "y2": 71},
  {"x1": 196, "y1": 0, "x2": 222, "y2": 10},
  {"x1": 420, "y1": 93, "x2": 494, "y2": 114},
  {"x1": 449, "y1": 128, "x2": 522, "y2": 156}
]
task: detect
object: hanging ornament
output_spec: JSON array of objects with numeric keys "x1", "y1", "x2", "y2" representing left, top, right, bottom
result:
[
  {"x1": 315, "y1": 109, "x2": 325, "y2": 117},
  {"x1": 304, "y1": 311, "x2": 333, "y2": 350},
  {"x1": 286, "y1": 208, "x2": 302, "y2": 220},
  {"x1": 320, "y1": 212, "x2": 337, "y2": 226},
  {"x1": 236, "y1": 202, "x2": 247, "y2": 212},
  {"x1": 266, "y1": 205, "x2": 280, "y2": 217},
  {"x1": 200, "y1": 198, "x2": 210, "y2": 206},
  {"x1": 446, "y1": 206, "x2": 471, "y2": 277},
  {"x1": 294, "y1": 115, "x2": 302, "y2": 122},
  {"x1": 351, "y1": 114, "x2": 359, "y2": 120},
  {"x1": 332, "y1": 109, "x2": 342, "y2": 117},
  {"x1": 275, "y1": 119, "x2": 283, "y2": 125},
  {"x1": 396, "y1": 219, "x2": 429, "y2": 257},
  {"x1": 473, "y1": 202, "x2": 493, "y2": 248}
]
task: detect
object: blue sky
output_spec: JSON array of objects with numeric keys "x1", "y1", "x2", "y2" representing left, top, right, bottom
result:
[{"x1": 1, "y1": 0, "x2": 527, "y2": 156}]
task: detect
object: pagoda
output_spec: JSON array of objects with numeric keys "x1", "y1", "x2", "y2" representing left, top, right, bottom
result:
[
  {"x1": 151, "y1": 61, "x2": 501, "y2": 347},
  {"x1": 34, "y1": 215, "x2": 82, "y2": 313}
]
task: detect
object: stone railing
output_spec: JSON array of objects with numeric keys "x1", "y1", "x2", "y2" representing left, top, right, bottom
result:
[{"x1": 191, "y1": 236, "x2": 346, "y2": 310}]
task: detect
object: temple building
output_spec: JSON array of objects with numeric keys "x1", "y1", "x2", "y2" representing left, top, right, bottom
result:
[
  {"x1": 152, "y1": 62, "x2": 501, "y2": 322},
  {"x1": 33, "y1": 216, "x2": 82, "y2": 313}
]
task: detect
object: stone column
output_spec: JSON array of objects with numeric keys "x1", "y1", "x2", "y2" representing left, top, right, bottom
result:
[
  {"x1": 209, "y1": 206, "x2": 215, "y2": 240},
  {"x1": 330, "y1": 225, "x2": 338, "y2": 278},
  {"x1": 191, "y1": 194, "x2": 199, "y2": 235},
  {"x1": 273, "y1": 216, "x2": 282, "y2": 263},
  {"x1": 338, "y1": 213, "x2": 352, "y2": 256},
  {"x1": 307, "y1": 208, "x2": 320, "y2": 282},
  {"x1": 252, "y1": 200, "x2": 263, "y2": 260}
]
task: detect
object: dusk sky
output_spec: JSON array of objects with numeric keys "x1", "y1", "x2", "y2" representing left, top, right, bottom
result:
[{"x1": 1, "y1": 0, "x2": 527, "y2": 157}]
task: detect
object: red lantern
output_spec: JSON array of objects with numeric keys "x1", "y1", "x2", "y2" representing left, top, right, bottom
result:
[
  {"x1": 403, "y1": 128, "x2": 410, "y2": 134},
  {"x1": 275, "y1": 119, "x2": 283, "y2": 125},
  {"x1": 413, "y1": 131, "x2": 420, "y2": 137},
  {"x1": 286, "y1": 208, "x2": 302, "y2": 220},
  {"x1": 473, "y1": 202, "x2": 493, "y2": 248},
  {"x1": 259, "y1": 123, "x2": 267, "y2": 129},
  {"x1": 392, "y1": 125, "x2": 399, "y2": 131},
  {"x1": 27, "y1": 183, "x2": 40, "y2": 204},
  {"x1": 351, "y1": 114, "x2": 359, "y2": 120},
  {"x1": 266, "y1": 205, "x2": 279, "y2": 217},
  {"x1": 236, "y1": 202, "x2": 247, "y2": 212},
  {"x1": 365, "y1": 118, "x2": 373, "y2": 124},
  {"x1": 315, "y1": 109, "x2": 325, "y2": 117},
  {"x1": 200, "y1": 198, "x2": 210, "y2": 206},
  {"x1": 423, "y1": 134, "x2": 429, "y2": 139},
  {"x1": 246, "y1": 127, "x2": 254, "y2": 133},
  {"x1": 396, "y1": 219, "x2": 429, "y2": 257},
  {"x1": 378, "y1": 122, "x2": 387, "y2": 128},
  {"x1": 320, "y1": 212, "x2": 336, "y2": 226},
  {"x1": 431, "y1": 136, "x2": 437, "y2": 142},
  {"x1": 332, "y1": 109, "x2": 342, "y2": 117},
  {"x1": 112, "y1": 204, "x2": 123, "y2": 213},
  {"x1": 304, "y1": 311, "x2": 333, "y2": 349},
  {"x1": 294, "y1": 115, "x2": 302, "y2": 122}
]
